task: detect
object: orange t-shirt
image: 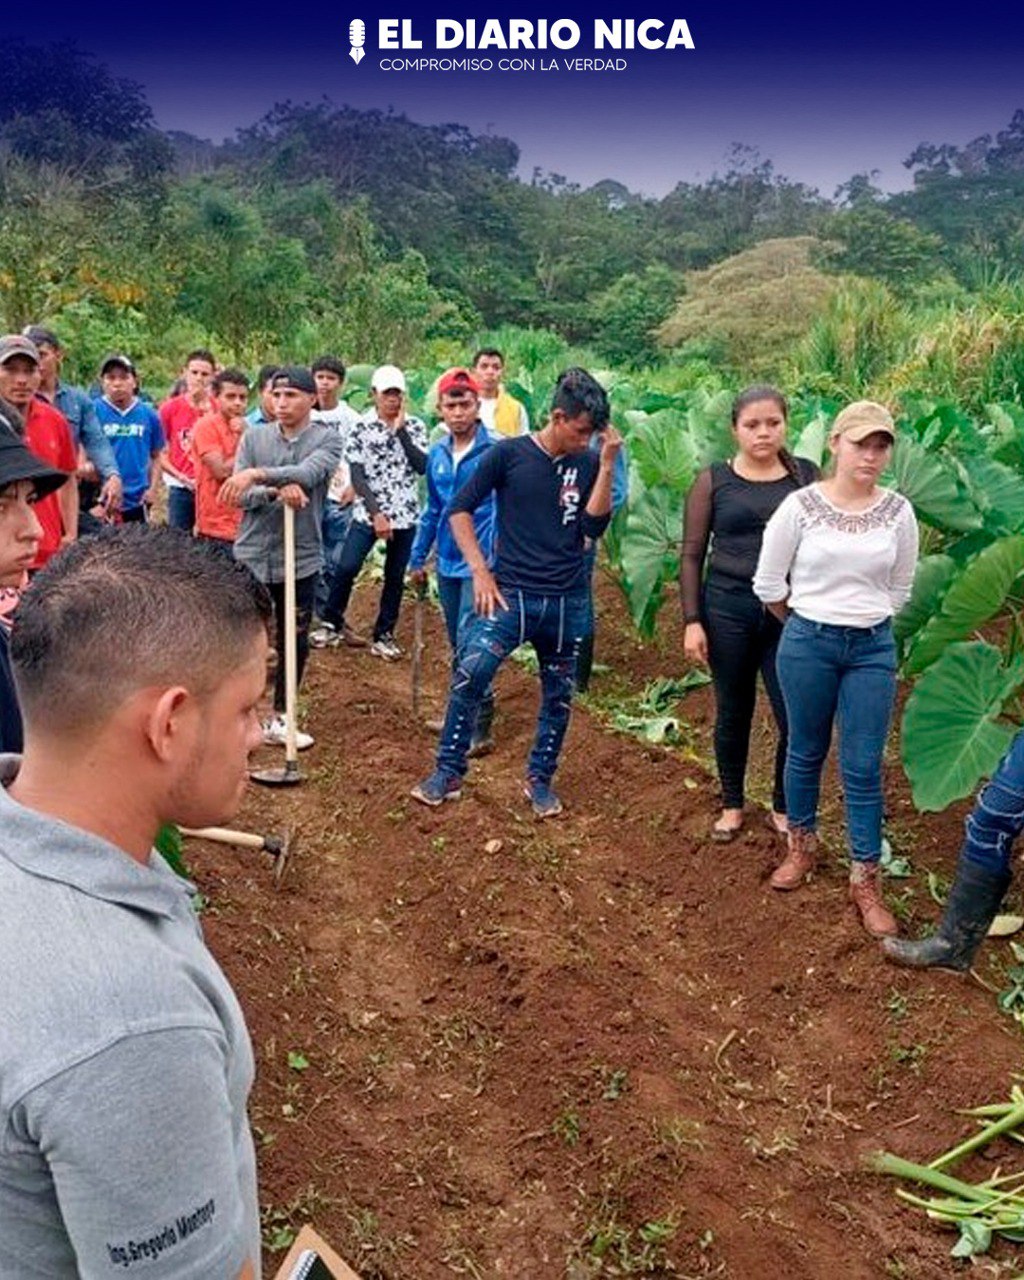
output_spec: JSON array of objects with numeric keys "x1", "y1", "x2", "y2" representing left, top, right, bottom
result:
[{"x1": 191, "y1": 411, "x2": 244, "y2": 541}]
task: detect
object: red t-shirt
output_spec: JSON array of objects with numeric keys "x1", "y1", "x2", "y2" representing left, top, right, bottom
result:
[
  {"x1": 25, "y1": 400, "x2": 75, "y2": 568},
  {"x1": 158, "y1": 395, "x2": 208, "y2": 483},
  {"x1": 192, "y1": 411, "x2": 244, "y2": 541}
]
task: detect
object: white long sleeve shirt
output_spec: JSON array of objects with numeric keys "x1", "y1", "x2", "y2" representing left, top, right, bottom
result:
[{"x1": 753, "y1": 483, "x2": 919, "y2": 626}]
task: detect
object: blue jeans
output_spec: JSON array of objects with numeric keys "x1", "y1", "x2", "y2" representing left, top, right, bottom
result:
[
  {"x1": 961, "y1": 729, "x2": 1024, "y2": 874},
  {"x1": 576, "y1": 543, "x2": 598, "y2": 692},
  {"x1": 315, "y1": 500, "x2": 353, "y2": 618},
  {"x1": 437, "y1": 575, "x2": 494, "y2": 733},
  {"x1": 775, "y1": 613, "x2": 897, "y2": 862},
  {"x1": 166, "y1": 485, "x2": 195, "y2": 532},
  {"x1": 436, "y1": 574, "x2": 476, "y2": 654},
  {"x1": 436, "y1": 590, "x2": 588, "y2": 782}
]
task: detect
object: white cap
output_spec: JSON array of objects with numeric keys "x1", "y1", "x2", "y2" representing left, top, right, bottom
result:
[{"x1": 371, "y1": 364, "x2": 406, "y2": 393}]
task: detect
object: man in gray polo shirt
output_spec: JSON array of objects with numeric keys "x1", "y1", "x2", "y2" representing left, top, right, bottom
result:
[
  {"x1": 0, "y1": 527, "x2": 272, "y2": 1279},
  {"x1": 221, "y1": 364, "x2": 342, "y2": 751}
]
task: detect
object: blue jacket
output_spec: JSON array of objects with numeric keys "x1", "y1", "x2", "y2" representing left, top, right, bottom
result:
[{"x1": 410, "y1": 423, "x2": 497, "y2": 579}]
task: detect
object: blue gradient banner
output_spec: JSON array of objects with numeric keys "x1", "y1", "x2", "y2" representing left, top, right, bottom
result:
[{"x1": 23, "y1": 3, "x2": 1024, "y2": 197}]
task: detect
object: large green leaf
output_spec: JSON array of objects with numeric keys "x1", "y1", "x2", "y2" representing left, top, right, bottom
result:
[
  {"x1": 684, "y1": 388, "x2": 735, "y2": 467},
  {"x1": 894, "y1": 554, "x2": 957, "y2": 647},
  {"x1": 904, "y1": 535, "x2": 1024, "y2": 676},
  {"x1": 627, "y1": 409, "x2": 696, "y2": 493},
  {"x1": 792, "y1": 411, "x2": 828, "y2": 467},
  {"x1": 889, "y1": 432, "x2": 983, "y2": 534},
  {"x1": 617, "y1": 479, "x2": 683, "y2": 637},
  {"x1": 902, "y1": 643, "x2": 1024, "y2": 811},
  {"x1": 960, "y1": 453, "x2": 1024, "y2": 535}
]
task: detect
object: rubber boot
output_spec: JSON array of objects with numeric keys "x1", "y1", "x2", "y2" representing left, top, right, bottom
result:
[
  {"x1": 849, "y1": 861, "x2": 898, "y2": 938},
  {"x1": 467, "y1": 695, "x2": 495, "y2": 759},
  {"x1": 770, "y1": 827, "x2": 817, "y2": 890},
  {"x1": 882, "y1": 860, "x2": 1012, "y2": 971}
]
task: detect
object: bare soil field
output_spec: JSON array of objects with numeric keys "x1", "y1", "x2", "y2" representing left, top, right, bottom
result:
[{"x1": 190, "y1": 570, "x2": 1024, "y2": 1278}]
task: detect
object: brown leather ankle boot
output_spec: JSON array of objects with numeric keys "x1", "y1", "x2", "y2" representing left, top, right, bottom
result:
[
  {"x1": 770, "y1": 827, "x2": 817, "y2": 890},
  {"x1": 849, "y1": 862, "x2": 898, "y2": 937}
]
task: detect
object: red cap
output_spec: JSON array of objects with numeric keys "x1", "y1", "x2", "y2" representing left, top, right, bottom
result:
[{"x1": 437, "y1": 367, "x2": 480, "y2": 396}]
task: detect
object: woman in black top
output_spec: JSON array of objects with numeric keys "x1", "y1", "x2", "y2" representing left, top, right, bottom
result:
[{"x1": 680, "y1": 386, "x2": 817, "y2": 840}]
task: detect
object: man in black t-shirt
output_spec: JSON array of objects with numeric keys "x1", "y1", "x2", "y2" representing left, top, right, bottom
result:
[{"x1": 411, "y1": 367, "x2": 622, "y2": 818}]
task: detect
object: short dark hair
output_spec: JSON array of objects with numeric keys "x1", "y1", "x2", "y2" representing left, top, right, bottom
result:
[
  {"x1": 212, "y1": 367, "x2": 250, "y2": 394},
  {"x1": 550, "y1": 367, "x2": 609, "y2": 431},
  {"x1": 472, "y1": 348, "x2": 504, "y2": 367},
  {"x1": 256, "y1": 364, "x2": 280, "y2": 391},
  {"x1": 23, "y1": 325, "x2": 61, "y2": 351},
  {"x1": 731, "y1": 383, "x2": 788, "y2": 426},
  {"x1": 311, "y1": 355, "x2": 346, "y2": 379},
  {"x1": 185, "y1": 348, "x2": 217, "y2": 368},
  {"x1": 12, "y1": 527, "x2": 273, "y2": 735}
]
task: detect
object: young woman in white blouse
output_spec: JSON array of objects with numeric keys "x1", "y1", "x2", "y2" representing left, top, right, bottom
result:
[{"x1": 752, "y1": 401, "x2": 919, "y2": 937}]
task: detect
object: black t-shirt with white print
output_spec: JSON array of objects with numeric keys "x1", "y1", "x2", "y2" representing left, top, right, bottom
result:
[{"x1": 449, "y1": 435, "x2": 609, "y2": 595}]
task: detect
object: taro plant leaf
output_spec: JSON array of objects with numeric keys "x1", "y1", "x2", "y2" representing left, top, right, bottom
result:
[
  {"x1": 616, "y1": 477, "x2": 683, "y2": 637},
  {"x1": 627, "y1": 408, "x2": 697, "y2": 492},
  {"x1": 641, "y1": 673, "x2": 710, "y2": 711},
  {"x1": 611, "y1": 713, "x2": 681, "y2": 744},
  {"x1": 683, "y1": 387, "x2": 735, "y2": 467},
  {"x1": 904, "y1": 535, "x2": 1024, "y2": 677},
  {"x1": 889, "y1": 432, "x2": 983, "y2": 534},
  {"x1": 960, "y1": 453, "x2": 1024, "y2": 536},
  {"x1": 901, "y1": 642, "x2": 1024, "y2": 811},
  {"x1": 894, "y1": 554, "x2": 957, "y2": 649},
  {"x1": 951, "y1": 1219, "x2": 992, "y2": 1259},
  {"x1": 792, "y1": 411, "x2": 828, "y2": 467}
]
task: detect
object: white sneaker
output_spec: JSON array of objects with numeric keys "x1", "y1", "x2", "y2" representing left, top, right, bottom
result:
[
  {"x1": 309, "y1": 623, "x2": 339, "y2": 649},
  {"x1": 370, "y1": 634, "x2": 402, "y2": 661},
  {"x1": 262, "y1": 715, "x2": 314, "y2": 750}
]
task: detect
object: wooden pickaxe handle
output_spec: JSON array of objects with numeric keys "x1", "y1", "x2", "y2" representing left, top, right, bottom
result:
[{"x1": 180, "y1": 825, "x2": 268, "y2": 851}]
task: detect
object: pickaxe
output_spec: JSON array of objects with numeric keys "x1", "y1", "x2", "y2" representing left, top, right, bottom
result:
[{"x1": 180, "y1": 825, "x2": 293, "y2": 886}]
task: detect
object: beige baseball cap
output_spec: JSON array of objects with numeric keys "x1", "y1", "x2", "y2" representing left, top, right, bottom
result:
[{"x1": 831, "y1": 400, "x2": 896, "y2": 443}]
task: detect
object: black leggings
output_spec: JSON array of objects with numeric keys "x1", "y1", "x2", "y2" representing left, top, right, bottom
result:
[{"x1": 703, "y1": 577, "x2": 787, "y2": 813}]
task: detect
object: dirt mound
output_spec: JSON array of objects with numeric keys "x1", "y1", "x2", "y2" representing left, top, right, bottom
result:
[{"x1": 192, "y1": 577, "x2": 1024, "y2": 1278}]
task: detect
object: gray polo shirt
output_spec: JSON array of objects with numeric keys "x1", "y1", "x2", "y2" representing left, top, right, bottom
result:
[
  {"x1": 232, "y1": 418, "x2": 343, "y2": 584},
  {"x1": 0, "y1": 758, "x2": 260, "y2": 1278}
]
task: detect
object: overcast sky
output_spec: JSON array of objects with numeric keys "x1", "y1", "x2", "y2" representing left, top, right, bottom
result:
[{"x1": 43, "y1": 3, "x2": 1024, "y2": 199}]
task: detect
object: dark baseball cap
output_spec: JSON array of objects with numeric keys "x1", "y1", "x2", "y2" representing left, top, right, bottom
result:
[
  {"x1": 271, "y1": 365, "x2": 316, "y2": 394},
  {"x1": 0, "y1": 417, "x2": 70, "y2": 498},
  {"x1": 99, "y1": 352, "x2": 136, "y2": 376},
  {"x1": 22, "y1": 324, "x2": 61, "y2": 350},
  {"x1": 0, "y1": 335, "x2": 40, "y2": 367}
]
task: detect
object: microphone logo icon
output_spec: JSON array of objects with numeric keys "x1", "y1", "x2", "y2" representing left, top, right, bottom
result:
[{"x1": 349, "y1": 19, "x2": 366, "y2": 64}]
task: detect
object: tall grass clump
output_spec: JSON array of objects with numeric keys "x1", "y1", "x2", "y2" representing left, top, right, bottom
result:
[
  {"x1": 789, "y1": 278, "x2": 918, "y2": 400},
  {"x1": 882, "y1": 296, "x2": 1024, "y2": 413}
]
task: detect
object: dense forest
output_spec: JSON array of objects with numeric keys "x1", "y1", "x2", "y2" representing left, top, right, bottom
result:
[{"x1": 1, "y1": 39, "x2": 1023, "y2": 400}]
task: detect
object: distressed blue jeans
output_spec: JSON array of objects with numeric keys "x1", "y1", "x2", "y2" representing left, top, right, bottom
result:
[
  {"x1": 960, "y1": 729, "x2": 1024, "y2": 874},
  {"x1": 775, "y1": 613, "x2": 897, "y2": 862},
  {"x1": 435, "y1": 589, "x2": 588, "y2": 782}
]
